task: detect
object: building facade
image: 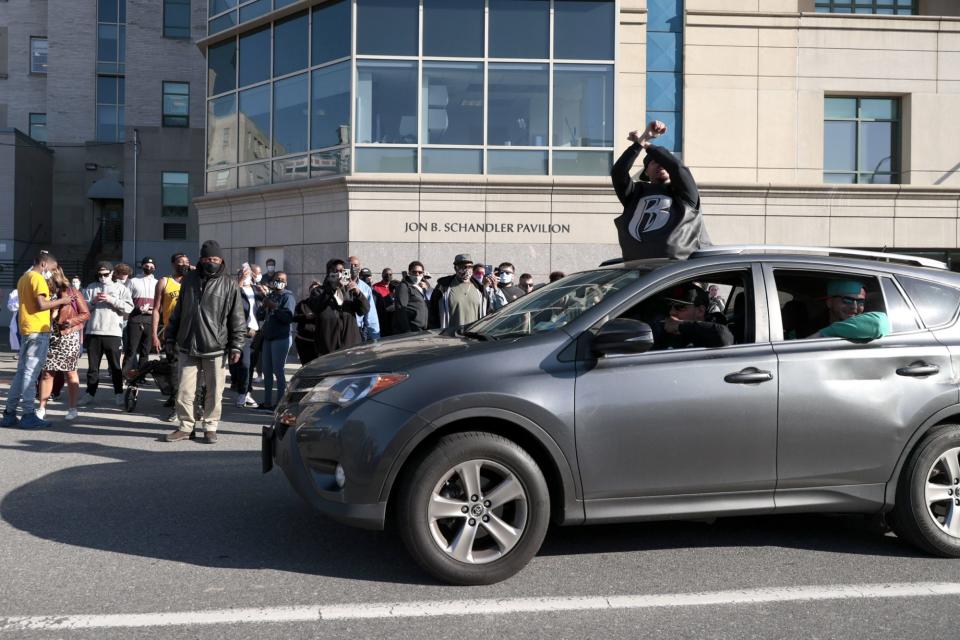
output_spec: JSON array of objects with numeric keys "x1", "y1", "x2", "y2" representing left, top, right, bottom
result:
[
  {"x1": 0, "y1": 0, "x2": 207, "y2": 291},
  {"x1": 195, "y1": 0, "x2": 960, "y2": 290}
]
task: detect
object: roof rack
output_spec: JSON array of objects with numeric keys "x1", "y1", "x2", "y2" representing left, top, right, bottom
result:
[{"x1": 690, "y1": 245, "x2": 948, "y2": 270}]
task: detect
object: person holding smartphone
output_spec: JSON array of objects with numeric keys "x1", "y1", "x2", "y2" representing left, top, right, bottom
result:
[
  {"x1": 347, "y1": 256, "x2": 380, "y2": 342},
  {"x1": 308, "y1": 259, "x2": 370, "y2": 357}
]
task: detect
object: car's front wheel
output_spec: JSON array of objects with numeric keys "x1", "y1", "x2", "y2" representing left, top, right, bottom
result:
[
  {"x1": 892, "y1": 425, "x2": 960, "y2": 557},
  {"x1": 396, "y1": 431, "x2": 550, "y2": 585}
]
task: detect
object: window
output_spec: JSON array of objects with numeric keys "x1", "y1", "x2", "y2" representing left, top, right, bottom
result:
[
  {"x1": 488, "y1": 63, "x2": 548, "y2": 146},
  {"x1": 273, "y1": 11, "x2": 308, "y2": 77},
  {"x1": 881, "y1": 278, "x2": 920, "y2": 333},
  {"x1": 554, "y1": 0, "x2": 615, "y2": 60},
  {"x1": 207, "y1": 93, "x2": 237, "y2": 167},
  {"x1": 162, "y1": 172, "x2": 190, "y2": 216},
  {"x1": 163, "y1": 0, "x2": 191, "y2": 38},
  {"x1": 163, "y1": 223, "x2": 187, "y2": 240},
  {"x1": 815, "y1": 0, "x2": 915, "y2": 14},
  {"x1": 355, "y1": 60, "x2": 418, "y2": 144},
  {"x1": 312, "y1": 0, "x2": 350, "y2": 65},
  {"x1": 311, "y1": 62, "x2": 351, "y2": 150},
  {"x1": 422, "y1": 62, "x2": 483, "y2": 146},
  {"x1": 898, "y1": 276, "x2": 960, "y2": 328},
  {"x1": 28, "y1": 113, "x2": 47, "y2": 143},
  {"x1": 30, "y1": 37, "x2": 47, "y2": 74},
  {"x1": 97, "y1": 75, "x2": 125, "y2": 142},
  {"x1": 646, "y1": 0, "x2": 682, "y2": 152},
  {"x1": 239, "y1": 26, "x2": 270, "y2": 88},
  {"x1": 208, "y1": 38, "x2": 236, "y2": 96},
  {"x1": 773, "y1": 270, "x2": 888, "y2": 341},
  {"x1": 489, "y1": 0, "x2": 548, "y2": 59},
  {"x1": 824, "y1": 96, "x2": 900, "y2": 184},
  {"x1": 357, "y1": 0, "x2": 418, "y2": 56},
  {"x1": 423, "y1": 0, "x2": 483, "y2": 58},
  {"x1": 162, "y1": 82, "x2": 189, "y2": 127},
  {"x1": 97, "y1": 0, "x2": 125, "y2": 75},
  {"x1": 273, "y1": 73, "x2": 308, "y2": 156},
  {"x1": 239, "y1": 84, "x2": 271, "y2": 162}
]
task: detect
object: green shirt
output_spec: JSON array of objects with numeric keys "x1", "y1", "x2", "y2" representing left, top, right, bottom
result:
[{"x1": 819, "y1": 311, "x2": 890, "y2": 341}]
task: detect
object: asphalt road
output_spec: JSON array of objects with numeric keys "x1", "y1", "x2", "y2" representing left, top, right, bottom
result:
[{"x1": 1, "y1": 353, "x2": 959, "y2": 638}]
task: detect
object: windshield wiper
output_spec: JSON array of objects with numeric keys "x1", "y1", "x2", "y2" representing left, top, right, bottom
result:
[{"x1": 459, "y1": 330, "x2": 494, "y2": 341}]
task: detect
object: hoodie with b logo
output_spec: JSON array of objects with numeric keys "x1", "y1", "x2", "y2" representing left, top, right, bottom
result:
[{"x1": 610, "y1": 143, "x2": 710, "y2": 261}]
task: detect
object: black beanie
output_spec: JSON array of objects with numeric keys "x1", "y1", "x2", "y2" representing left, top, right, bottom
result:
[{"x1": 200, "y1": 240, "x2": 223, "y2": 260}]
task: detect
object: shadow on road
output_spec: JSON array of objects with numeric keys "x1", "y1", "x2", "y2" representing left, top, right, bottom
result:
[{"x1": 0, "y1": 440, "x2": 924, "y2": 586}]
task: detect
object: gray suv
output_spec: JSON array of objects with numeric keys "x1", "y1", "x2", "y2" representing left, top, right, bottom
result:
[{"x1": 263, "y1": 246, "x2": 960, "y2": 585}]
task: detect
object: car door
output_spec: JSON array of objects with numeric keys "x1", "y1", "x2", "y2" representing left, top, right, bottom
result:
[
  {"x1": 574, "y1": 264, "x2": 779, "y2": 520},
  {"x1": 765, "y1": 264, "x2": 958, "y2": 509}
]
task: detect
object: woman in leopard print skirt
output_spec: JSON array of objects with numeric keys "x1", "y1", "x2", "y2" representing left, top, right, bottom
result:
[{"x1": 37, "y1": 268, "x2": 89, "y2": 421}]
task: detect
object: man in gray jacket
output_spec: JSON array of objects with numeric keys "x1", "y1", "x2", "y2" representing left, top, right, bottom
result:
[
  {"x1": 162, "y1": 240, "x2": 245, "y2": 444},
  {"x1": 78, "y1": 261, "x2": 134, "y2": 407}
]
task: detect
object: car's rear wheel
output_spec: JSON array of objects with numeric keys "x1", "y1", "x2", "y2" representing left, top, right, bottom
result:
[
  {"x1": 892, "y1": 425, "x2": 960, "y2": 557},
  {"x1": 396, "y1": 431, "x2": 550, "y2": 585}
]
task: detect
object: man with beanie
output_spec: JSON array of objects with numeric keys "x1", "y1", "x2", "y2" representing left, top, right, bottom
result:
[
  {"x1": 162, "y1": 240, "x2": 245, "y2": 444},
  {"x1": 611, "y1": 120, "x2": 710, "y2": 261},
  {"x1": 78, "y1": 261, "x2": 134, "y2": 407}
]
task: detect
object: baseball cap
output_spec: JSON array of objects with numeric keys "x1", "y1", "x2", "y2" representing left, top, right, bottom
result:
[
  {"x1": 141, "y1": 257, "x2": 155, "y2": 267},
  {"x1": 661, "y1": 283, "x2": 709, "y2": 307},
  {"x1": 826, "y1": 280, "x2": 865, "y2": 297},
  {"x1": 359, "y1": 268, "x2": 372, "y2": 279},
  {"x1": 454, "y1": 253, "x2": 473, "y2": 265},
  {"x1": 96, "y1": 261, "x2": 113, "y2": 273}
]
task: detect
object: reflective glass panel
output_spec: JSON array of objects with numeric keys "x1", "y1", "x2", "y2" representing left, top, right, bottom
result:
[
  {"x1": 357, "y1": 0, "x2": 418, "y2": 56},
  {"x1": 824, "y1": 120, "x2": 856, "y2": 171},
  {"x1": 99, "y1": 0, "x2": 119, "y2": 22},
  {"x1": 487, "y1": 63, "x2": 548, "y2": 146},
  {"x1": 209, "y1": 11, "x2": 237, "y2": 34},
  {"x1": 239, "y1": 162, "x2": 271, "y2": 188},
  {"x1": 209, "y1": 0, "x2": 236, "y2": 16},
  {"x1": 355, "y1": 147, "x2": 417, "y2": 173},
  {"x1": 487, "y1": 150, "x2": 547, "y2": 175},
  {"x1": 489, "y1": 0, "x2": 548, "y2": 59},
  {"x1": 824, "y1": 97, "x2": 856, "y2": 119},
  {"x1": 97, "y1": 75, "x2": 118, "y2": 104},
  {"x1": 207, "y1": 93, "x2": 238, "y2": 166},
  {"x1": 824, "y1": 173, "x2": 856, "y2": 184},
  {"x1": 554, "y1": 1, "x2": 615, "y2": 60},
  {"x1": 311, "y1": 148, "x2": 351, "y2": 177},
  {"x1": 163, "y1": 82, "x2": 190, "y2": 126},
  {"x1": 239, "y1": 84, "x2": 271, "y2": 161},
  {"x1": 646, "y1": 71, "x2": 681, "y2": 111},
  {"x1": 312, "y1": 0, "x2": 351, "y2": 65},
  {"x1": 96, "y1": 105, "x2": 118, "y2": 142},
  {"x1": 552, "y1": 150, "x2": 612, "y2": 175},
  {"x1": 164, "y1": 0, "x2": 191, "y2": 38},
  {"x1": 239, "y1": 25, "x2": 270, "y2": 87},
  {"x1": 273, "y1": 155, "x2": 311, "y2": 182},
  {"x1": 355, "y1": 61, "x2": 418, "y2": 144},
  {"x1": 860, "y1": 121, "x2": 894, "y2": 174},
  {"x1": 647, "y1": 31, "x2": 681, "y2": 72},
  {"x1": 274, "y1": 12, "x2": 309, "y2": 76},
  {"x1": 646, "y1": 0, "x2": 682, "y2": 32},
  {"x1": 553, "y1": 64, "x2": 613, "y2": 147},
  {"x1": 98, "y1": 24, "x2": 118, "y2": 62},
  {"x1": 311, "y1": 62, "x2": 352, "y2": 149},
  {"x1": 161, "y1": 172, "x2": 189, "y2": 216},
  {"x1": 273, "y1": 73, "x2": 308, "y2": 156},
  {"x1": 423, "y1": 0, "x2": 484, "y2": 57},
  {"x1": 207, "y1": 168, "x2": 237, "y2": 192},
  {"x1": 208, "y1": 38, "x2": 237, "y2": 96},
  {"x1": 860, "y1": 98, "x2": 897, "y2": 120},
  {"x1": 275, "y1": 0, "x2": 300, "y2": 8},
  {"x1": 239, "y1": 0, "x2": 270, "y2": 23},
  {"x1": 422, "y1": 62, "x2": 483, "y2": 145},
  {"x1": 422, "y1": 149, "x2": 482, "y2": 174}
]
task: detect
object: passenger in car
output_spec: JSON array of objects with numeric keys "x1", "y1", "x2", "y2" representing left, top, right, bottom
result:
[
  {"x1": 808, "y1": 280, "x2": 890, "y2": 341},
  {"x1": 652, "y1": 283, "x2": 734, "y2": 350}
]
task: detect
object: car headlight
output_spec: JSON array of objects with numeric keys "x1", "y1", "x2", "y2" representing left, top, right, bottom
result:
[{"x1": 301, "y1": 373, "x2": 409, "y2": 407}]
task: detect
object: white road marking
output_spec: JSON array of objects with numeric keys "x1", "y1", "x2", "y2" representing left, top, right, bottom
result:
[{"x1": 2, "y1": 582, "x2": 959, "y2": 631}]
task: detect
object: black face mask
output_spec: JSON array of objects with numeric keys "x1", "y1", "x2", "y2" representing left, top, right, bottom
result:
[
  {"x1": 174, "y1": 264, "x2": 189, "y2": 276},
  {"x1": 323, "y1": 273, "x2": 341, "y2": 291},
  {"x1": 200, "y1": 262, "x2": 221, "y2": 278}
]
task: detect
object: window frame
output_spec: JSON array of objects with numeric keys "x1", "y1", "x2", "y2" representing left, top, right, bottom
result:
[
  {"x1": 162, "y1": 81, "x2": 190, "y2": 127},
  {"x1": 814, "y1": 0, "x2": 917, "y2": 15},
  {"x1": 823, "y1": 95, "x2": 901, "y2": 184},
  {"x1": 161, "y1": 171, "x2": 191, "y2": 217},
  {"x1": 29, "y1": 36, "x2": 47, "y2": 74},
  {"x1": 163, "y1": 0, "x2": 192, "y2": 39},
  {"x1": 28, "y1": 113, "x2": 47, "y2": 144}
]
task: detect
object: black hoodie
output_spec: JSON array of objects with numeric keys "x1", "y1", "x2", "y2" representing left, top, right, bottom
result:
[{"x1": 610, "y1": 143, "x2": 711, "y2": 261}]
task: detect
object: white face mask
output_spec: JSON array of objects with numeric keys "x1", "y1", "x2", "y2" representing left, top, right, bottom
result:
[
  {"x1": 273, "y1": 281, "x2": 287, "y2": 290},
  {"x1": 42, "y1": 270, "x2": 52, "y2": 281},
  {"x1": 254, "y1": 273, "x2": 262, "y2": 283},
  {"x1": 499, "y1": 272, "x2": 513, "y2": 285},
  {"x1": 242, "y1": 277, "x2": 252, "y2": 286},
  {"x1": 71, "y1": 280, "x2": 81, "y2": 289}
]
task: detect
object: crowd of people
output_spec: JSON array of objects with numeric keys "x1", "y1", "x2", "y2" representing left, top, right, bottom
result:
[{"x1": 0, "y1": 244, "x2": 547, "y2": 439}]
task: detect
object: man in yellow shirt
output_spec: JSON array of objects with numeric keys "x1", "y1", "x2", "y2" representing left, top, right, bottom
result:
[{"x1": 2, "y1": 250, "x2": 71, "y2": 428}]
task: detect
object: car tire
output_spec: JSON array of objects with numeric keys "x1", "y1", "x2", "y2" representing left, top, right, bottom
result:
[
  {"x1": 396, "y1": 431, "x2": 550, "y2": 585},
  {"x1": 892, "y1": 425, "x2": 960, "y2": 557}
]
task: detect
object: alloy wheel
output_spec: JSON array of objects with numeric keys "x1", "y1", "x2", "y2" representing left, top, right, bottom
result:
[{"x1": 924, "y1": 446, "x2": 960, "y2": 538}]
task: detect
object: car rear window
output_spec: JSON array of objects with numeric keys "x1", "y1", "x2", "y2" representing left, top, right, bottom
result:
[
  {"x1": 898, "y1": 276, "x2": 960, "y2": 328},
  {"x1": 881, "y1": 278, "x2": 919, "y2": 333}
]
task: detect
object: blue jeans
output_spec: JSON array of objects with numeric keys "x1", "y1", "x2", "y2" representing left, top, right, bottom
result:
[
  {"x1": 261, "y1": 336, "x2": 291, "y2": 406},
  {"x1": 4, "y1": 332, "x2": 50, "y2": 416}
]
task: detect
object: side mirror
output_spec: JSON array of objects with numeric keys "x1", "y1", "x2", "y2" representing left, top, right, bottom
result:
[{"x1": 592, "y1": 318, "x2": 655, "y2": 356}]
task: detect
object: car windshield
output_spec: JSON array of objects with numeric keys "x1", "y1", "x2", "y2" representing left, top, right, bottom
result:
[{"x1": 466, "y1": 269, "x2": 645, "y2": 339}]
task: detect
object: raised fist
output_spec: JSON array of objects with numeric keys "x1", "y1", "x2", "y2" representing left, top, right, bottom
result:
[{"x1": 646, "y1": 120, "x2": 667, "y2": 137}]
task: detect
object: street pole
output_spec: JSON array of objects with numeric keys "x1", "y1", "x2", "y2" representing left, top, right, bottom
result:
[{"x1": 132, "y1": 128, "x2": 140, "y2": 264}]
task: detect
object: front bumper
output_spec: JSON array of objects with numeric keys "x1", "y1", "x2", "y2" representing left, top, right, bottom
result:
[{"x1": 262, "y1": 398, "x2": 425, "y2": 530}]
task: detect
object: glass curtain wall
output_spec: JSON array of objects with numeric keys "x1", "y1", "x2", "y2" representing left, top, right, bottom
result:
[{"x1": 206, "y1": 0, "x2": 615, "y2": 191}]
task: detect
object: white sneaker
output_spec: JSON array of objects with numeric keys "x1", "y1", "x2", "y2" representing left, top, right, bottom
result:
[
  {"x1": 242, "y1": 393, "x2": 259, "y2": 409},
  {"x1": 77, "y1": 393, "x2": 95, "y2": 407},
  {"x1": 65, "y1": 408, "x2": 78, "y2": 421},
  {"x1": 35, "y1": 407, "x2": 46, "y2": 420},
  {"x1": 115, "y1": 393, "x2": 124, "y2": 407}
]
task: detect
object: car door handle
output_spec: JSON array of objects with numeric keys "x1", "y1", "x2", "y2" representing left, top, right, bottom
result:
[
  {"x1": 724, "y1": 368, "x2": 774, "y2": 384},
  {"x1": 896, "y1": 362, "x2": 940, "y2": 377}
]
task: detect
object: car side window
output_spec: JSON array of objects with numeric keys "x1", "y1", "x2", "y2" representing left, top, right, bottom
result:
[
  {"x1": 616, "y1": 269, "x2": 753, "y2": 351},
  {"x1": 774, "y1": 270, "x2": 886, "y2": 341},
  {"x1": 897, "y1": 276, "x2": 960, "y2": 328},
  {"x1": 881, "y1": 277, "x2": 920, "y2": 333}
]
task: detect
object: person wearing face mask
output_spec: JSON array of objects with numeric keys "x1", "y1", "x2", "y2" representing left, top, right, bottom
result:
[
  {"x1": 150, "y1": 253, "x2": 190, "y2": 417},
  {"x1": 496, "y1": 262, "x2": 525, "y2": 303},
  {"x1": 229, "y1": 264, "x2": 260, "y2": 409},
  {"x1": 347, "y1": 256, "x2": 380, "y2": 342},
  {"x1": 70, "y1": 276, "x2": 82, "y2": 291},
  {"x1": 247, "y1": 263, "x2": 268, "y2": 384},
  {"x1": 77, "y1": 262, "x2": 134, "y2": 409},
  {"x1": 428, "y1": 254, "x2": 484, "y2": 330},
  {"x1": 393, "y1": 261, "x2": 429, "y2": 335},
  {"x1": 162, "y1": 240, "x2": 245, "y2": 444},
  {"x1": 475, "y1": 264, "x2": 509, "y2": 312},
  {"x1": 255, "y1": 271, "x2": 296, "y2": 411},
  {"x1": 370, "y1": 268, "x2": 396, "y2": 339},
  {"x1": 2, "y1": 250, "x2": 72, "y2": 429},
  {"x1": 293, "y1": 281, "x2": 323, "y2": 366},
  {"x1": 121, "y1": 257, "x2": 158, "y2": 378},
  {"x1": 306, "y1": 258, "x2": 370, "y2": 358},
  {"x1": 436, "y1": 254, "x2": 487, "y2": 336}
]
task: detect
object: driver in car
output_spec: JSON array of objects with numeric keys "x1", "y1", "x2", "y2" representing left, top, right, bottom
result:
[{"x1": 653, "y1": 283, "x2": 734, "y2": 350}]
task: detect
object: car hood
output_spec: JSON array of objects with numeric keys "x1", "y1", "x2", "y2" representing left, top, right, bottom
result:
[{"x1": 297, "y1": 332, "x2": 482, "y2": 377}]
